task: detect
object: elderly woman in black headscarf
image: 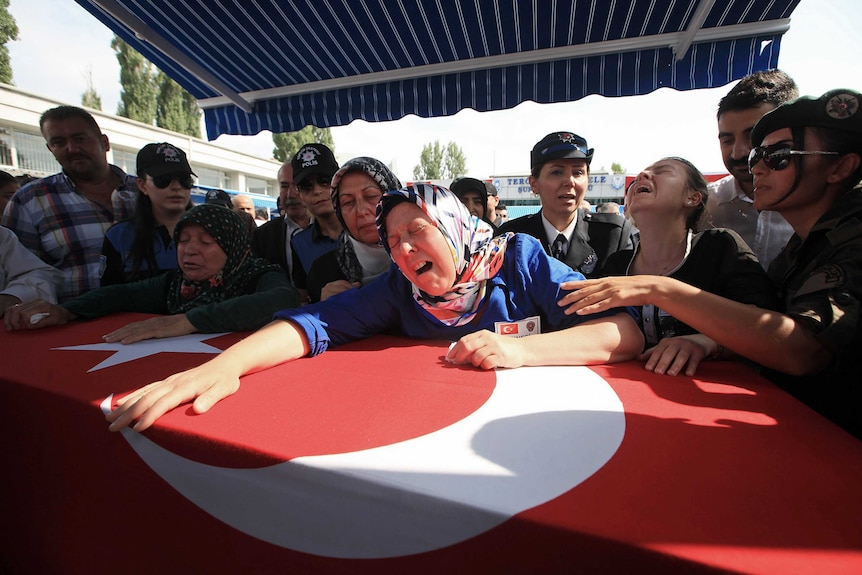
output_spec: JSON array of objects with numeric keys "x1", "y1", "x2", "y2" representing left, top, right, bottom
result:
[
  {"x1": 306, "y1": 157, "x2": 402, "y2": 302},
  {"x1": 5, "y1": 204, "x2": 299, "y2": 342}
]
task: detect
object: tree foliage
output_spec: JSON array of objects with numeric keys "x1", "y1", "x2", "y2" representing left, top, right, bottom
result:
[
  {"x1": 112, "y1": 36, "x2": 158, "y2": 123},
  {"x1": 181, "y1": 90, "x2": 202, "y2": 137},
  {"x1": 112, "y1": 36, "x2": 200, "y2": 136},
  {"x1": 610, "y1": 162, "x2": 626, "y2": 174},
  {"x1": 81, "y1": 68, "x2": 102, "y2": 110},
  {"x1": 0, "y1": 0, "x2": 19, "y2": 85},
  {"x1": 156, "y1": 71, "x2": 200, "y2": 137},
  {"x1": 413, "y1": 140, "x2": 467, "y2": 180},
  {"x1": 272, "y1": 126, "x2": 335, "y2": 162}
]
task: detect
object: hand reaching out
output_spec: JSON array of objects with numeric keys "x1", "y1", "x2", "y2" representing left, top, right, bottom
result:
[
  {"x1": 3, "y1": 299, "x2": 74, "y2": 331},
  {"x1": 445, "y1": 330, "x2": 527, "y2": 370},
  {"x1": 102, "y1": 314, "x2": 196, "y2": 344},
  {"x1": 106, "y1": 360, "x2": 241, "y2": 432},
  {"x1": 640, "y1": 333, "x2": 720, "y2": 377}
]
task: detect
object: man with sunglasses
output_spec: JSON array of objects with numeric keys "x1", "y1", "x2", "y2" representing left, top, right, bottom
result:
[
  {"x1": 560, "y1": 88, "x2": 862, "y2": 439},
  {"x1": 1, "y1": 106, "x2": 137, "y2": 301},
  {"x1": 288, "y1": 143, "x2": 343, "y2": 302},
  {"x1": 707, "y1": 70, "x2": 798, "y2": 270}
]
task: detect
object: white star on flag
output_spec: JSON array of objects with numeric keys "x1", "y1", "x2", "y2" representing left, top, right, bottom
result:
[{"x1": 54, "y1": 333, "x2": 229, "y2": 372}]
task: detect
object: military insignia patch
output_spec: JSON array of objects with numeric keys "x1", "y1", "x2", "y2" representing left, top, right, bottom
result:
[
  {"x1": 825, "y1": 93, "x2": 858, "y2": 120},
  {"x1": 794, "y1": 264, "x2": 846, "y2": 298}
]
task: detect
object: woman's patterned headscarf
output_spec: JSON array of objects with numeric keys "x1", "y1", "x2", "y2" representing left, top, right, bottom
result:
[
  {"x1": 165, "y1": 204, "x2": 279, "y2": 313},
  {"x1": 376, "y1": 183, "x2": 512, "y2": 327}
]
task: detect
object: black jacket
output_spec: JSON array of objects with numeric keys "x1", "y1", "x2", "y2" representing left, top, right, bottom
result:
[{"x1": 495, "y1": 209, "x2": 634, "y2": 277}]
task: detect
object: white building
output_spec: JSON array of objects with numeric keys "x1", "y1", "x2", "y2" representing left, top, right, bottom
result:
[
  {"x1": 0, "y1": 83, "x2": 282, "y2": 210},
  {"x1": 490, "y1": 173, "x2": 629, "y2": 216}
]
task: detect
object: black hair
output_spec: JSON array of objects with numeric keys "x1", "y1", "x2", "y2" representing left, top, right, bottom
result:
[
  {"x1": 717, "y1": 69, "x2": 799, "y2": 119},
  {"x1": 39, "y1": 105, "x2": 102, "y2": 136},
  {"x1": 812, "y1": 127, "x2": 862, "y2": 191},
  {"x1": 126, "y1": 169, "x2": 193, "y2": 282}
]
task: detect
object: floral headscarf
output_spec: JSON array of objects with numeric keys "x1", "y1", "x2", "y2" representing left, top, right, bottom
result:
[
  {"x1": 165, "y1": 204, "x2": 280, "y2": 313},
  {"x1": 330, "y1": 157, "x2": 402, "y2": 284},
  {"x1": 376, "y1": 183, "x2": 512, "y2": 327}
]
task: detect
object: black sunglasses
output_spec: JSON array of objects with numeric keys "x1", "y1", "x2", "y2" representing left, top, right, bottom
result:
[
  {"x1": 297, "y1": 175, "x2": 332, "y2": 193},
  {"x1": 748, "y1": 144, "x2": 840, "y2": 172},
  {"x1": 150, "y1": 173, "x2": 194, "y2": 189}
]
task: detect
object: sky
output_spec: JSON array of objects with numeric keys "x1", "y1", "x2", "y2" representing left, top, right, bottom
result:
[{"x1": 6, "y1": 0, "x2": 862, "y2": 180}]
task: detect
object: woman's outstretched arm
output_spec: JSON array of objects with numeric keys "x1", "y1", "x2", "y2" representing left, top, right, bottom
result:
[{"x1": 106, "y1": 319, "x2": 311, "y2": 432}]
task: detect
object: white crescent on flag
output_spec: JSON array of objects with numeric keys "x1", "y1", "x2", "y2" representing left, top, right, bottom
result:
[{"x1": 102, "y1": 365, "x2": 625, "y2": 558}]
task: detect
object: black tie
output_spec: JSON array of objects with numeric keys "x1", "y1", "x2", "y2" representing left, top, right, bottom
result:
[{"x1": 552, "y1": 233, "x2": 567, "y2": 260}]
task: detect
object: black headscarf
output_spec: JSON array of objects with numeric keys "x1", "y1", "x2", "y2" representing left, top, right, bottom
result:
[{"x1": 165, "y1": 204, "x2": 281, "y2": 313}]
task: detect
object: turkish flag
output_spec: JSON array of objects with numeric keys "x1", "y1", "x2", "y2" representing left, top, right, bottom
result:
[
  {"x1": 499, "y1": 323, "x2": 519, "y2": 335},
  {"x1": 2, "y1": 313, "x2": 861, "y2": 574}
]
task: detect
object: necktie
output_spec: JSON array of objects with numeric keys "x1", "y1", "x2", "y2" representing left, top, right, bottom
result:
[{"x1": 552, "y1": 233, "x2": 567, "y2": 260}]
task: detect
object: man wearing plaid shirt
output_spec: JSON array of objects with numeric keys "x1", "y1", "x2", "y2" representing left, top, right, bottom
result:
[{"x1": 1, "y1": 106, "x2": 137, "y2": 301}]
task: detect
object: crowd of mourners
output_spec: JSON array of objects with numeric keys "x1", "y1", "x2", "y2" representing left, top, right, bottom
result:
[{"x1": 1, "y1": 69, "x2": 860, "y2": 441}]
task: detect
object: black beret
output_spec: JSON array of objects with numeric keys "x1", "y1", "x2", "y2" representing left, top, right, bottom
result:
[{"x1": 752, "y1": 89, "x2": 861, "y2": 147}]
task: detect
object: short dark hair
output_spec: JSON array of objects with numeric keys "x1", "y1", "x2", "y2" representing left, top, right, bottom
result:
[
  {"x1": 39, "y1": 106, "x2": 102, "y2": 136},
  {"x1": 717, "y1": 69, "x2": 799, "y2": 119}
]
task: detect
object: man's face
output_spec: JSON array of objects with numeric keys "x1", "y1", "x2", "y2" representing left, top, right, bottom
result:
[
  {"x1": 232, "y1": 194, "x2": 256, "y2": 216},
  {"x1": 717, "y1": 103, "x2": 777, "y2": 195},
  {"x1": 486, "y1": 192, "x2": 499, "y2": 215},
  {"x1": 278, "y1": 164, "x2": 308, "y2": 222},
  {"x1": 495, "y1": 206, "x2": 508, "y2": 223},
  {"x1": 458, "y1": 191, "x2": 486, "y2": 219},
  {"x1": 42, "y1": 117, "x2": 109, "y2": 181}
]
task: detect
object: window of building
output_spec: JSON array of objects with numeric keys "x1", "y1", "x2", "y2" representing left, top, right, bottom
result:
[
  {"x1": 0, "y1": 127, "x2": 13, "y2": 167},
  {"x1": 194, "y1": 165, "x2": 228, "y2": 189},
  {"x1": 246, "y1": 176, "x2": 271, "y2": 195},
  {"x1": 14, "y1": 130, "x2": 59, "y2": 174},
  {"x1": 112, "y1": 149, "x2": 138, "y2": 175}
]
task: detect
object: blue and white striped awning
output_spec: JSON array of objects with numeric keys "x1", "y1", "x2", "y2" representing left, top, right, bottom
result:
[{"x1": 75, "y1": 0, "x2": 800, "y2": 140}]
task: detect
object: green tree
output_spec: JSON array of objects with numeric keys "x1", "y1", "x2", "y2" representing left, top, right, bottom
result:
[
  {"x1": 413, "y1": 140, "x2": 467, "y2": 180},
  {"x1": 156, "y1": 70, "x2": 200, "y2": 137},
  {"x1": 0, "y1": 0, "x2": 19, "y2": 84},
  {"x1": 112, "y1": 35, "x2": 158, "y2": 124},
  {"x1": 610, "y1": 162, "x2": 626, "y2": 174},
  {"x1": 444, "y1": 141, "x2": 467, "y2": 179},
  {"x1": 112, "y1": 38, "x2": 201, "y2": 136},
  {"x1": 81, "y1": 69, "x2": 102, "y2": 110},
  {"x1": 272, "y1": 126, "x2": 335, "y2": 162},
  {"x1": 181, "y1": 90, "x2": 202, "y2": 138}
]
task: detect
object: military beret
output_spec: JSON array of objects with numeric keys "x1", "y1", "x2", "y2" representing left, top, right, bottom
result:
[{"x1": 752, "y1": 88, "x2": 861, "y2": 147}]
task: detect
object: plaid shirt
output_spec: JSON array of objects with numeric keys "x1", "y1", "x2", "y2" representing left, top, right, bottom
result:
[{"x1": 0, "y1": 166, "x2": 137, "y2": 301}]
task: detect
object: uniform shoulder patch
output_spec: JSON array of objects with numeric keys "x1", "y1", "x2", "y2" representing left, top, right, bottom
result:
[{"x1": 794, "y1": 264, "x2": 846, "y2": 298}]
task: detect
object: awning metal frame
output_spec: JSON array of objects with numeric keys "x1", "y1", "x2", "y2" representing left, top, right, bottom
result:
[{"x1": 89, "y1": 0, "x2": 789, "y2": 113}]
